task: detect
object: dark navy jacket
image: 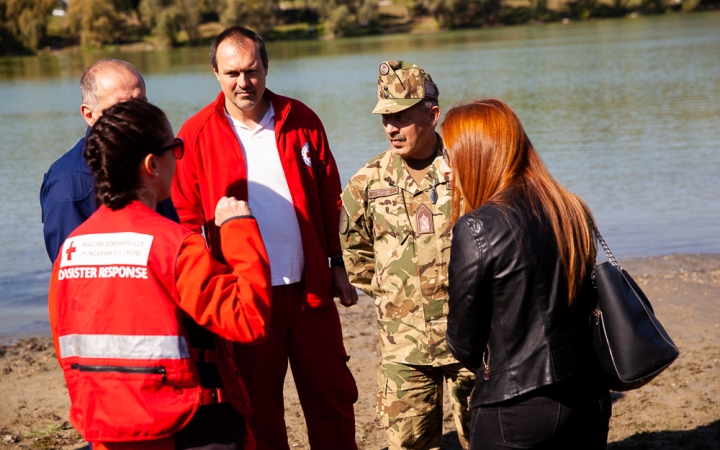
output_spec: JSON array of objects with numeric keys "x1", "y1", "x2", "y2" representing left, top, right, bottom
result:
[{"x1": 40, "y1": 132, "x2": 180, "y2": 262}]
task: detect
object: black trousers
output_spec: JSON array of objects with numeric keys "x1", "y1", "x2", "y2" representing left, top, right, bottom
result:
[
  {"x1": 470, "y1": 379, "x2": 611, "y2": 450},
  {"x1": 174, "y1": 403, "x2": 246, "y2": 450}
]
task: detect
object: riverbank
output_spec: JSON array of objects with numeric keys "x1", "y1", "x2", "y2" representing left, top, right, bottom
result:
[
  {"x1": 13, "y1": 4, "x2": 719, "y2": 58},
  {"x1": 1, "y1": 253, "x2": 719, "y2": 449}
]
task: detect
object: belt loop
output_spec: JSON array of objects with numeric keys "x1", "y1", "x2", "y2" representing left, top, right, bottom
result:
[
  {"x1": 216, "y1": 387, "x2": 228, "y2": 403},
  {"x1": 190, "y1": 347, "x2": 217, "y2": 364},
  {"x1": 199, "y1": 387, "x2": 228, "y2": 405}
]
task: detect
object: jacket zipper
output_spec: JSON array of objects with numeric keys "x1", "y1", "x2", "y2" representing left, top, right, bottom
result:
[
  {"x1": 482, "y1": 345, "x2": 490, "y2": 381},
  {"x1": 70, "y1": 363, "x2": 167, "y2": 384},
  {"x1": 593, "y1": 309, "x2": 604, "y2": 349}
]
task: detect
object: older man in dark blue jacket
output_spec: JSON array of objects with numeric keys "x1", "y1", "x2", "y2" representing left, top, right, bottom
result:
[{"x1": 40, "y1": 59, "x2": 178, "y2": 262}]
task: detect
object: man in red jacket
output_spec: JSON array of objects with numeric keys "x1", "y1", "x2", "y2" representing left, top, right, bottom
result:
[{"x1": 171, "y1": 26, "x2": 359, "y2": 450}]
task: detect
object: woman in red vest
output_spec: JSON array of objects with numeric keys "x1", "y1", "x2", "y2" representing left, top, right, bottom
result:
[{"x1": 48, "y1": 99, "x2": 272, "y2": 450}]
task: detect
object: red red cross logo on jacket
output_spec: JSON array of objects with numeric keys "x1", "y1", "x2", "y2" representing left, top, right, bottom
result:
[{"x1": 65, "y1": 242, "x2": 77, "y2": 261}]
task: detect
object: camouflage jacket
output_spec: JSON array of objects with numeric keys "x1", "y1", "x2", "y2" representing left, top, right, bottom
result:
[{"x1": 340, "y1": 143, "x2": 457, "y2": 366}]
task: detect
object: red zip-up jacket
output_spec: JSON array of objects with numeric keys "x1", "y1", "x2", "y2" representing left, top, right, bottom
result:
[
  {"x1": 172, "y1": 90, "x2": 342, "y2": 309},
  {"x1": 48, "y1": 201, "x2": 271, "y2": 447}
]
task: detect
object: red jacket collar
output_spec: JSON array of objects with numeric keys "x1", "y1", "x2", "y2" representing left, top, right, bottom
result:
[
  {"x1": 212, "y1": 88, "x2": 292, "y2": 132},
  {"x1": 97, "y1": 200, "x2": 156, "y2": 215}
]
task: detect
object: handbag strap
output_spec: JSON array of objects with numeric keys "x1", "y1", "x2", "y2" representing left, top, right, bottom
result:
[
  {"x1": 592, "y1": 225, "x2": 620, "y2": 268},
  {"x1": 590, "y1": 223, "x2": 623, "y2": 288}
]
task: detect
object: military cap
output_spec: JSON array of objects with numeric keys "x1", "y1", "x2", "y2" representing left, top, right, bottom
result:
[{"x1": 372, "y1": 60, "x2": 439, "y2": 115}]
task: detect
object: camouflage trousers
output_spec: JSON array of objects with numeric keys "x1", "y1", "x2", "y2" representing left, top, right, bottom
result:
[{"x1": 377, "y1": 362, "x2": 474, "y2": 450}]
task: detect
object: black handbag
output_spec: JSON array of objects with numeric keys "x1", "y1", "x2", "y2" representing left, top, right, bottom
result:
[{"x1": 591, "y1": 229, "x2": 680, "y2": 391}]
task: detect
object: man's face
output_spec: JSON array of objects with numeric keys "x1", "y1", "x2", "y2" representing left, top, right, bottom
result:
[
  {"x1": 381, "y1": 102, "x2": 440, "y2": 160},
  {"x1": 214, "y1": 39, "x2": 268, "y2": 116},
  {"x1": 83, "y1": 70, "x2": 146, "y2": 126}
]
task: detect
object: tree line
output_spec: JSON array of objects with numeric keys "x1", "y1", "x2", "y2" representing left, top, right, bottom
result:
[{"x1": 0, "y1": 0, "x2": 718, "y2": 54}]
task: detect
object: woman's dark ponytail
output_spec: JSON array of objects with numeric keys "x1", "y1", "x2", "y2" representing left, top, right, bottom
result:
[{"x1": 84, "y1": 99, "x2": 169, "y2": 210}]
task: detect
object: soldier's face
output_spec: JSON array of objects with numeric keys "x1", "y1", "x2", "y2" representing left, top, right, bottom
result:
[
  {"x1": 214, "y1": 39, "x2": 268, "y2": 116},
  {"x1": 381, "y1": 103, "x2": 440, "y2": 159}
]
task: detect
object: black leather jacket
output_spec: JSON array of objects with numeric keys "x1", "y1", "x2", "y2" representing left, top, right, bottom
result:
[{"x1": 447, "y1": 193, "x2": 595, "y2": 407}]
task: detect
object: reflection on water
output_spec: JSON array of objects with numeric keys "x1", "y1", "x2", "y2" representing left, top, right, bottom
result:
[{"x1": 1, "y1": 12, "x2": 719, "y2": 338}]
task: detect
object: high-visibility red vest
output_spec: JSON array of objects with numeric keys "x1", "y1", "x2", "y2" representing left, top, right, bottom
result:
[{"x1": 52, "y1": 202, "x2": 210, "y2": 442}]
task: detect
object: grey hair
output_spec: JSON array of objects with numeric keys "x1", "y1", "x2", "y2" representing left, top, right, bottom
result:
[{"x1": 80, "y1": 59, "x2": 145, "y2": 107}]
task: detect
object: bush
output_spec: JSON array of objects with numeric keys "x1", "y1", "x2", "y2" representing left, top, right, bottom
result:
[
  {"x1": 696, "y1": 0, "x2": 720, "y2": 9},
  {"x1": 220, "y1": 0, "x2": 275, "y2": 37},
  {"x1": 0, "y1": 0, "x2": 55, "y2": 51},
  {"x1": 138, "y1": 0, "x2": 201, "y2": 46},
  {"x1": 67, "y1": 0, "x2": 120, "y2": 47},
  {"x1": 500, "y1": 6, "x2": 532, "y2": 24},
  {"x1": 326, "y1": 4, "x2": 350, "y2": 36},
  {"x1": 357, "y1": 0, "x2": 379, "y2": 26}
]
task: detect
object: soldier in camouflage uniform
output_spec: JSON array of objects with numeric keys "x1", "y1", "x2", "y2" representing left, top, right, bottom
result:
[{"x1": 340, "y1": 61, "x2": 474, "y2": 450}]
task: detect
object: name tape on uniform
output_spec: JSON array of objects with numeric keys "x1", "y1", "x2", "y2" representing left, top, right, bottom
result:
[{"x1": 60, "y1": 232, "x2": 154, "y2": 268}]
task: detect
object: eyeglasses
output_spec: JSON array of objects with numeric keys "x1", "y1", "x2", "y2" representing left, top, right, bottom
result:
[
  {"x1": 156, "y1": 137, "x2": 184, "y2": 159},
  {"x1": 442, "y1": 146, "x2": 451, "y2": 168}
]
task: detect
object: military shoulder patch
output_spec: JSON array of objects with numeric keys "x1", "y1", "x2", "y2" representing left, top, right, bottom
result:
[
  {"x1": 368, "y1": 186, "x2": 399, "y2": 199},
  {"x1": 339, "y1": 206, "x2": 349, "y2": 235}
]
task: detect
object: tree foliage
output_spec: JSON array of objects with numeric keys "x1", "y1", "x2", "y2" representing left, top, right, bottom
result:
[
  {"x1": 220, "y1": 0, "x2": 275, "y2": 37},
  {"x1": 67, "y1": 0, "x2": 120, "y2": 47},
  {"x1": 357, "y1": 0, "x2": 379, "y2": 26},
  {"x1": 1, "y1": 0, "x2": 714, "y2": 55},
  {"x1": 139, "y1": 0, "x2": 201, "y2": 45},
  {"x1": 419, "y1": 0, "x2": 500, "y2": 27},
  {"x1": 0, "y1": 0, "x2": 55, "y2": 51},
  {"x1": 307, "y1": 0, "x2": 379, "y2": 36}
]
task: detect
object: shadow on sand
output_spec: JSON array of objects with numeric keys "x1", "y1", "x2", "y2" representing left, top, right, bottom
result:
[
  {"x1": 380, "y1": 431, "x2": 462, "y2": 450},
  {"x1": 608, "y1": 419, "x2": 720, "y2": 449},
  {"x1": 397, "y1": 419, "x2": 720, "y2": 450}
]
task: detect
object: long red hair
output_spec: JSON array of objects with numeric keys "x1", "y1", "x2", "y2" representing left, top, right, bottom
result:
[{"x1": 441, "y1": 99, "x2": 596, "y2": 304}]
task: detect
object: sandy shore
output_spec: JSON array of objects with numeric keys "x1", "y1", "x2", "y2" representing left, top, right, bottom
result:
[{"x1": 1, "y1": 253, "x2": 718, "y2": 449}]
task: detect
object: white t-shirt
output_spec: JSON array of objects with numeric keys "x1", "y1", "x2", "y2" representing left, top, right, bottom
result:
[{"x1": 226, "y1": 105, "x2": 305, "y2": 286}]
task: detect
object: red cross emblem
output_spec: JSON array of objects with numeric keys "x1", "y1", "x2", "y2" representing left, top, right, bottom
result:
[{"x1": 65, "y1": 242, "x2": 77, "y2": 261}]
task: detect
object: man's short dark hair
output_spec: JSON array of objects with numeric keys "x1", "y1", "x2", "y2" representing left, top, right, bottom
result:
[
  {"x1": 210, "y1": 26, "x2": 268, "y2": 71},
  {"x1": 421, "y1": 99, "x2": 439, "y2": 112}
]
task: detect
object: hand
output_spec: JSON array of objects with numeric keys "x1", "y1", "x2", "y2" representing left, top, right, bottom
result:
[
  {"x1": 214, "y1": 196, "x2": 252, "y2": 226},
  {"x1": 332, "y1": 265, "x2": 358, "y2": 307}
]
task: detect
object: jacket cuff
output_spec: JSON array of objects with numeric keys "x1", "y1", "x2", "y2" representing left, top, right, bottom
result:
[{"x1": 220, "y1": 215, "x2": 255, "y2": 227}]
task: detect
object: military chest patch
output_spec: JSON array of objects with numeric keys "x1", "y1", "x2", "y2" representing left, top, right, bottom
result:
[
  {"x1": 368, "y1": 186, "x2": 399, "y2": 199},
  {"x1": 416, "y1": 204, "x2": 434, "y2": 235}
]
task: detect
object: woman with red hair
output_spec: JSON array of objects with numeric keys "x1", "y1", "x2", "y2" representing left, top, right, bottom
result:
[{"x1": 440, "y1": 99, "x2": 611, "y2": 449}]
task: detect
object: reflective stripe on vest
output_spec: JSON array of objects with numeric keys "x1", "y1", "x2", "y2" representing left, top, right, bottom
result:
[{"x1": 59, "y1": 334, "x2": 190, "y2": 360}]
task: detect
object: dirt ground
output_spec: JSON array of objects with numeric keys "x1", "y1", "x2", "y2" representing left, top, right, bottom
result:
[{"x1": 1, "y1": 253, "x2": 718, "y2": 449}]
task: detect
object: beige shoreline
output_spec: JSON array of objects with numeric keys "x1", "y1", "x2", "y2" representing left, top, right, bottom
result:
[{"x1": 1, "y1": 253, "x2": 718, "y2": 449}]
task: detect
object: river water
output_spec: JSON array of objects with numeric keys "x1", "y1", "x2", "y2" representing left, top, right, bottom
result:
[{"x1": 0, "y1": 12, "x2": 718, "y2": 338}]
